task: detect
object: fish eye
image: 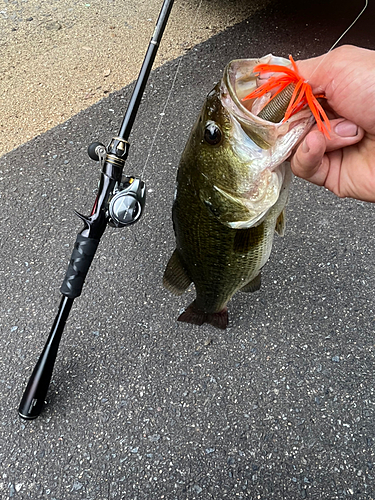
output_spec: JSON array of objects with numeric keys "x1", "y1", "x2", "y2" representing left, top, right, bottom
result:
[{"x1": 204, "y1": 122, "x2": 222, "y2": 146}]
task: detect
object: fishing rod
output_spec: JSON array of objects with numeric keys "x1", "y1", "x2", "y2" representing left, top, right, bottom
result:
[{"x1": 18, "y1": 0, "x2": 175, "y2": 420}]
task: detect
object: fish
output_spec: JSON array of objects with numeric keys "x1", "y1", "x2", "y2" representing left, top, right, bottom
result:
[{"x1": 163, "y1": 54, "x2": 323, "y2": 329}]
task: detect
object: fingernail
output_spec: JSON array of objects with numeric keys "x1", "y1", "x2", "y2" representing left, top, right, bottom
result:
[{"x1": 335, "y1": 120, "x2": 358, "y2": 137}]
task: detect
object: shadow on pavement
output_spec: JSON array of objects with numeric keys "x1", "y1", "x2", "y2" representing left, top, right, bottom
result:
[{"x1": 0, "y1": 1, "x2": 374, "y2": 498}]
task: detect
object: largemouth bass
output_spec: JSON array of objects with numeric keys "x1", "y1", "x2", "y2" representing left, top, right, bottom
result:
[{"x1": 163, "y1": 55, "x2": 315, "y2": 329}]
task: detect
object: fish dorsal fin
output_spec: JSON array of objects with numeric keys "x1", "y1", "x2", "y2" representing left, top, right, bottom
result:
[
  {"x1": 240, "y1": 272, "x2": 262, "y2": 293},
  {"x1": 163, "y1": 250, "x2": 192, "y2": 296}
]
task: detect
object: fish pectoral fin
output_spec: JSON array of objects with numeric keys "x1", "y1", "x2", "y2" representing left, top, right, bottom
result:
[
  {"x1": 233, "y1": 222, "x2": 265, "y2": 253},
  {"x1": 163, "y1": 249, "x2": 192, "y2": 296},
  {"x1": 240, "y1": 272, "x2": 262, "y2": 293},
  {"x1": 275, "y1": 208, "x2": 286, "y2": 236}
]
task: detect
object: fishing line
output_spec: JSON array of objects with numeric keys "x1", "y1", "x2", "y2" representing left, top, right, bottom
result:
[
  {"x1": 308, "y1": 0, "x2": 368, "y2": 80},
  {"x1": 140, "y1": 0, "x2": 204, "y2": 178},
  {"x1": 140, "y1": 0, "x2": 368, "y2": 177}
]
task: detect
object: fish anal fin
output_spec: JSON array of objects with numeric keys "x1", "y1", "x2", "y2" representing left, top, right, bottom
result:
[
  {"x1": 275, "y1": 208, "x2": 286, "y2": 236},
  {"x1": 163, "y1": 250, "x2": 191, "y2": 296},
  {"x1": 240, "y1": 272, "x2": 261, "y2": 293},
  {"x1": 178, "y1": 302, "x2": 228, "y2": 330}
]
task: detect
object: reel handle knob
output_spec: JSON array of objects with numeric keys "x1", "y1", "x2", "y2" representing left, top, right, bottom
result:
[{"x1": 88, "y1": 142, "x2": 106, "y2": 161}]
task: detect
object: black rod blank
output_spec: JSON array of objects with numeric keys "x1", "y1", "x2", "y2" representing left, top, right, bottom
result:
[
  {"x1": 118, "y1": 0, "x2": 175, "y2": 140},
  {"x1": 18, "y1": 0, "x2": 175, "y2": 420},
  {"x1": 18, "y1": 297, "x2": 73, "y2": 419}
]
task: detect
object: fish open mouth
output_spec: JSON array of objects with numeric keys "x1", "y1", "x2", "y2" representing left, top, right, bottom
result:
[
  {"x1": 223, "y1": 56, "x2": 291, "y2": 117},
  {"x1": 202, "y1": 55, "x2": 316, "y2": 229},
  {"x1": 221, "y1": 55, "x2": 314, "y2": 151}
]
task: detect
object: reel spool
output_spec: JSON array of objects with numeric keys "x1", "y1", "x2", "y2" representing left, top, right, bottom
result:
[{"x1": 108, "y1": 177, "x2": 146, "y2": 227}]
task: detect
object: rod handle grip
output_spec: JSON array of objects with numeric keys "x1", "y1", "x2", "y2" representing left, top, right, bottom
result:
[{"x1": 60, "y1": 234, "x2": 99, "y2": 298}]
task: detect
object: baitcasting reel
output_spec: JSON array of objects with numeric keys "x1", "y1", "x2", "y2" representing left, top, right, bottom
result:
[
  {"x1": 109, "y1": 176, "x2": 146, "y2": 227},
  {"x1": 19, "y1": 0, "x2": 174, "y2": 420},
  {"x1": 88, "y1": 141, "x2": 146, "y2": 227}
]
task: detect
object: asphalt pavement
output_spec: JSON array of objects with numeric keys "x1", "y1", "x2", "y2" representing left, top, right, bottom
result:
[
  {"x1": 0, "y1": 1, "x2": 374, "y2": 499},
  {"x1": 0, "y1": 0, "x2": 266, "y2": 155}
]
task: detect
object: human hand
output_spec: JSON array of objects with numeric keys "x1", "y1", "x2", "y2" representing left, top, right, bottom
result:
[{"x1": 290, "y1": 45, "x2": 375, "y2": 202}]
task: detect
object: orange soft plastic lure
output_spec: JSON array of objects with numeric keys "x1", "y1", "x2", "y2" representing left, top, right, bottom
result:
[{"x1": 243, "y1": 55, "x2": 331, "y2": 138}]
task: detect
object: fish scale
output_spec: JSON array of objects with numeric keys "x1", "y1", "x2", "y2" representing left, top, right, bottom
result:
[
  {"x1": 163, "y1": 56, "x2": 314, "y2": 329},
  {"x1": 172, "y1": 163, "x2": 290, "y2": 314}
]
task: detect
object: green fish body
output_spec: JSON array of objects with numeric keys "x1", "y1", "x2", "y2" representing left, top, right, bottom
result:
[{"x1": 164, "y1": 56, "x2": 314, "y2": 329}]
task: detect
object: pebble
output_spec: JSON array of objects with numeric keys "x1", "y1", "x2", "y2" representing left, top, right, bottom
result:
[
  {"x1": 148, "y1": 434, "x2": 160, "y2": 442},
  {"x1": 72, "y1": 481, "x2": 83, "y2": 491},
  {"x1": 45, "y1": 21, "x2": 62, "y2": 31}
]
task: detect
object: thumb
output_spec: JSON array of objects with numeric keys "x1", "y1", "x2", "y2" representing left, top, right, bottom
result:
[
  {"x1": 291, "y1": 119, "x2": 363, "y2": 185},
  {"x1": 291, "y1": 130, "x2": 328, "y2": 185}
]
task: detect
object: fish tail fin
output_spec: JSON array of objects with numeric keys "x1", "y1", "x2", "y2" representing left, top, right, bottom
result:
[{"x1": 178, "y1": 302, "x2": 228, "y2": 330}]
